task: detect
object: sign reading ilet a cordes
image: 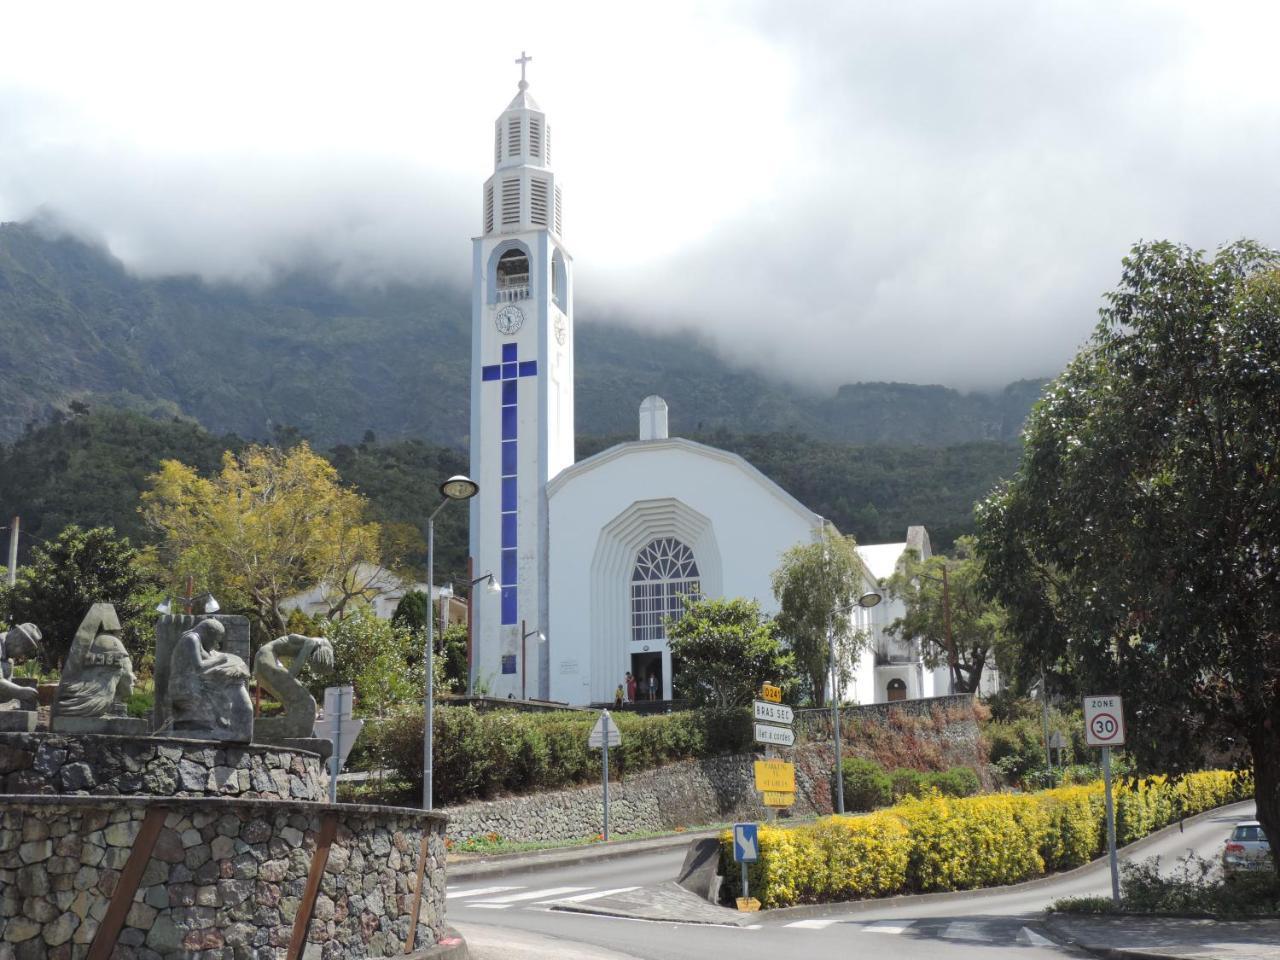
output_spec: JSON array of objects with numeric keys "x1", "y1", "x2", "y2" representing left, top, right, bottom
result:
[{"x1": 1083, "y1": 695, "x2": 1126, "y2": 748}]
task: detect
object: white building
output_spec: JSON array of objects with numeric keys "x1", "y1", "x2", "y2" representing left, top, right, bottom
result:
[
  {"x1": 280, "y1": 563, "x2": 465, "y2": 625},
  {"x1": 466, "y1": 62, "x2": 966, "y2": 707}
]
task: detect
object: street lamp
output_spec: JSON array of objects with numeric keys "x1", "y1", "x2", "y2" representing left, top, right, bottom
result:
[
  {"x1": 831, "y1": 590, "x2": 882, "y2": 815},
  {"x1": 423, "y1": 474, "x2": 479, "y2": 811},
  {"x1": 520, "y1": 622, "x2": 545, "y2": 701}
]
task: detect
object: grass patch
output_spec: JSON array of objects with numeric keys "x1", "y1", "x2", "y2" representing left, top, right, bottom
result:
[{"x1": 1052, "y1": 855, "x2": 1280, "y2": 918}]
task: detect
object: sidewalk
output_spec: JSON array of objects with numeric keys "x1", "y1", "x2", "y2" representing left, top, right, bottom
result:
[{"x1": 1045, "y1": 915, "x2": 1280, "y2": 960}]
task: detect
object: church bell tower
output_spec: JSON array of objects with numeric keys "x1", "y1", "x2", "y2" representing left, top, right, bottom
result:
[{"x1": 468, "y1": 53, "x2": 574, "y2": 699}]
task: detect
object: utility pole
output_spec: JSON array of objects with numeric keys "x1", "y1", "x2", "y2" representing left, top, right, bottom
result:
[
  {"x1": 941, "y1": 564, "x2": 958, "y2": 692},
  {"x1": 7, "y1": 516, "x2": 17, "y2": 587}
]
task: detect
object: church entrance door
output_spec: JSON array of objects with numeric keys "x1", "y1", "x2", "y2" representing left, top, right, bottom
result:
[{"x1": 630, "y1": 652, "x2": 663, "y2": 703}]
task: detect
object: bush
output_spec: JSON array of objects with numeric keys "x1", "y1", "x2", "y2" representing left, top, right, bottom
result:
[
  {"x1": 1053, "y1": 855, "x2": 1280, "y2": 918},
  {"x1": 925, "y1": 766, "x2": 981, "y2": 798},
  {"x1": 722, "y1": 768, "x2": 1254, "y2": 908},
  {"x1": 837, "y1": 757, "x2": 893, "y2": 811},
  {"x1": 357, "y1": 704, "x2": 753, "y2": 806}
]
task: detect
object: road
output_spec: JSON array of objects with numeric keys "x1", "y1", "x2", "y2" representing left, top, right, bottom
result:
[{"x1": 450, "y1": 800, "x2": 1255, "y2": 960}]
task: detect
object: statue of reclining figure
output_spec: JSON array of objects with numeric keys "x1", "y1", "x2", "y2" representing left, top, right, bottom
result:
[
  {"x1": 253, "y1": 633, "x2": 334, "y2": 740},
  {"x1": 0, "y1": 623, "x2": 41, "y2": 710}
]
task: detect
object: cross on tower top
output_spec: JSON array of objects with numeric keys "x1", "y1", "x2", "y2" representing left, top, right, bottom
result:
[{"x1": 515, "y1": 50, "x2": 532, "y2": 90}]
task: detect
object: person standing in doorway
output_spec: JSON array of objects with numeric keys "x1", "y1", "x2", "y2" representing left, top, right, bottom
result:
[
  {"x1": 647, "y1": 672, "x2": 657, "y2": 701},
  {"x1": 625, "y1": 671, "x2": 637, "y2": 704}
]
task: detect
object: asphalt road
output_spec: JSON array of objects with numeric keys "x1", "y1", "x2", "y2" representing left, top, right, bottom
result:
[{"x1": 451, "y1": 800, "x2": 1256, "y2": 960}]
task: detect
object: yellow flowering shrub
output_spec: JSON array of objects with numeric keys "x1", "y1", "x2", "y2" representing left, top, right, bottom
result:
[{"x1": 720, "y1": 769, "x2": 1251, "y2": 908}]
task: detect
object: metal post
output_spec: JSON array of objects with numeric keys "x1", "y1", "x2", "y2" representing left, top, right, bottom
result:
[
  {"x1": 1102, "y1": 746, "x2": 1120, "y2": 906},
  {"x1": 601, "y1": 713, "x2": 611, "y2": 841},
  {"x1": 422, "y1": 514, "x2": 435, "y2": 811},
  {"x1": 1041, "y1": 666, "x2": 1053, "y2": 784},
  {"x1": 7, "y1": 516, "x2": 18, "y2": 587},
  {"x1": 831, "y1": 621, "x2": 844, "y2": 815},
  {"x1": 942, "y1": 564, "x2": 957, "y2": 692},
  {"x1": 740, "y1": 861, "x2": 749, "y2": 900},
  {"x1": 329, "y1": 690, "x2": 344, "y2": 804},
  {"x1": 466, "y1": 557, "x2": 475, "y2": 695},
  {"x1": 521, "y1": 618, "x2": 527, "y2": 701}
]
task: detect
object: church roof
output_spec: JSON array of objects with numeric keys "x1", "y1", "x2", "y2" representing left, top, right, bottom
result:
[
  {"x1": 506, "y1": 88, "x2": 542, "y2": 112},
  {"x1": 547, "y1": 437, "x2": 823, "y2": 530},
  {"x1": 857, "y1": 543, "x2": 907, "y2": 582}
]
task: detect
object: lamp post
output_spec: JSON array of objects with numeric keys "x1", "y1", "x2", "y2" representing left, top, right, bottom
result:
[
  {"x1": 520, "y1": 622, "x2": 545, "y2": 701},
  {"x1": 830, "y1": 590, "x2": 882, "y2": 815},
  {"x1": 423, "y1": 474, "x2": 479, "y2": 811}
]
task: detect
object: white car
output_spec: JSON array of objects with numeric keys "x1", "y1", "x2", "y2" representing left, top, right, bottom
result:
[{"x1": 1223, "y1": 820, "x2": 1271, "y2": 876}]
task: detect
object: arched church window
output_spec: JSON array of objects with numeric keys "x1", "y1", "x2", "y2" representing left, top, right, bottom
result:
[
  {"x1": 496, "y1": 249, "x2": 530, "y2": 302},
  {"x1": 630, "y1": 537, "x2": 700, "y2": 645}
]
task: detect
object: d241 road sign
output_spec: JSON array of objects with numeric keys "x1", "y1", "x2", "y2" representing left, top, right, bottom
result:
[
  {"x1": 1083, "y1": 695, "x2": 1125, "y2": 747},
  {"x1": 733, "y1": 823, "x2": 759, "y2": 863},
  {"x1": 760, "y1": 683, "x2": 783, "y2": 704}
]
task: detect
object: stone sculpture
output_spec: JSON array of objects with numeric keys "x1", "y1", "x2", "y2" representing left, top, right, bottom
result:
[
  {"x1": 253, "y1": 633, "x2": 335, "y2": 739},
  {"x1": 167, "y1": 618, "x2": 254, "y2": 741},
  {"x1": 51, "y1": 603, "x2": 147, "y2": 733},
  {"x1": 0, "y1": 622, "x2": 41, "y2": 731},
  {"x1": 0, "y1": 622, "x2": 41, "y2": 709}
]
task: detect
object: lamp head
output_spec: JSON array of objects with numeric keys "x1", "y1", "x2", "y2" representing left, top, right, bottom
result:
[
  {"x1": 203, "y1": 594, "x2": 220, "y2": 614},
  {"x1": 439, "y1": 475, "x2": 479, "y2": 501},
  {"x1": 485, "y1": 575, "x2": 502, "y2": 595},
  {"x1": 857, "y1": 592, "x2": 883, "y2": 609}
]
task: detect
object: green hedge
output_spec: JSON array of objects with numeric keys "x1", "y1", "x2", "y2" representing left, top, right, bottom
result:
[
  {"x1": 721, "y1": 769, "x2": 1252, "y2": 908},
  {"x1": 838, "y1": 759, "x2": 982, "y2": 811},
  {"x1": 355, "y1": 705, "x2": 752, "y2": 806}
]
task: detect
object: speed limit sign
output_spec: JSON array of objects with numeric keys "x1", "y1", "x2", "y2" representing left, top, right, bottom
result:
[{"x1": 1083, "y1": 695, "x2": 1126, "y2": 747}]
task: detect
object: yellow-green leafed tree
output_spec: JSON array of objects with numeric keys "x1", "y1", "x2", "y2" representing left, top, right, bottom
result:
[{"x1": 141, "y1": 442, "x2": 388, "y2": 634}]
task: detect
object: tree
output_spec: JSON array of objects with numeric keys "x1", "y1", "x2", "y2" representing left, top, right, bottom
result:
[
  {"x1": 976, "y1": 241, "x2": 1280, "y2": 874},
  {"x1": 771, "y1": 533, "x2": 872, "y2": 706},
  {"x1": 308, "y1": 611, "x2": 443, "y2": 718},
  {"x1": 141, "y1": 442, "x2": 390, "y2": 635},
  {"x1": 391, "y1": 592, "x2": 468, "y2": 693},
  {"x1": 665, "y1": 597, "x2": 793, "y2": 709},
  {"x1": 885, "y1": 536, "x2": 1013, "y2": 694},
  {"x1": 3, "y1": 525, "x2": 162, "y2": 670}
]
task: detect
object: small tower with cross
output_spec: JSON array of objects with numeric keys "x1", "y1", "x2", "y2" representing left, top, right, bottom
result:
[{"x1": 468, "y1": 54, "x2": 574, "y2": 699}]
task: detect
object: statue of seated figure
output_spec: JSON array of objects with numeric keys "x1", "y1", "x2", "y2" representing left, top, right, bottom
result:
[
  {"x1": 168, "y1": 618, "x2": 254, "y2": 741},
  {"x1": 253, "y1": 633, "x2": 334, "y2": 740},
  {"x1": 0, "y1": 623, "x2": 41, "y2": 710}
]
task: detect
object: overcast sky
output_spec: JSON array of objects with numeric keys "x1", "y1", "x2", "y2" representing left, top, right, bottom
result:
[{"x1": 3, "y1": 1, "x2": 1278, "y2": 390}]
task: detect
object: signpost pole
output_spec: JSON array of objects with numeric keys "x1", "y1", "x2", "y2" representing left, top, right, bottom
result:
[
  {"x1": 602, "y1": 713, "x2": 611, "y2": 842},
  {"x1": 740, "y1": 861, "x2": 748, "y2": 901},
  {"x1": 1102, "y1": 745, "x2": 1120, "y2": 906},
  {"x1": 330, "y1": 694, "x2": 343, "y2": 804}
]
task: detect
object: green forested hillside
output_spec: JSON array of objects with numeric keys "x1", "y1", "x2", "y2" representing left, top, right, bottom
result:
[
  {"x1": 0, "y1": 409, "x2": 1019, "y2": 583},
  {"x1": 0, "y1": 221, "x2": 1045, "y2": 448}
]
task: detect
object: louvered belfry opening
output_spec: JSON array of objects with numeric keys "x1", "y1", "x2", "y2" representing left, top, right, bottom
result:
[
  {"x1": 507, "y1": 116, "x2": 522, "y2": 159},
  {"x1": 484, "y1": 184, "x2": 495, "y2": 234},
  {"x1": 530, "y1": 178, "x2": 550, "y2": 226},
  {"x1": 501, "y1": 178, "x2": 521, "y2": 226},
  {"x1": 553, "y1": 185, "x2": 563, "y2": 235},
  {"x1": 528, "y1": 118, "x2": 543, "y2": 164}
]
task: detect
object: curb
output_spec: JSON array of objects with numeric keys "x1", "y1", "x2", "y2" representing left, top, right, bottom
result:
[
  {"x1": 447, "y1": 829, "x2": 723, "y2": 881},
  {"x1": 407, "y1": 927, "x2": 468, "y2": 960}
]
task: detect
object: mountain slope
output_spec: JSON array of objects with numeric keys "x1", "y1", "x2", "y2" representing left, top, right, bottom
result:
[{"x1": 0, "y1": 221, "x2": 1047, "y2": 447}]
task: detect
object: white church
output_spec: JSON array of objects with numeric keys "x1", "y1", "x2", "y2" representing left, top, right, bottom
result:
[{"x1": 466, "y1": 61, "x2": 968, "y2": 708}]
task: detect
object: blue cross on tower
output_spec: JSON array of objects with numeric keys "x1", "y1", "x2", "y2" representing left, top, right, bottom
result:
[{"x1": 482, "y1": 342, "x2": 538, "y2": 624}]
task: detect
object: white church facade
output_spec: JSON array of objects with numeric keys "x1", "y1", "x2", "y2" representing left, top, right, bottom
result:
[{"x1": 466, "y1": 62, "x2": 967, "y2": 708}]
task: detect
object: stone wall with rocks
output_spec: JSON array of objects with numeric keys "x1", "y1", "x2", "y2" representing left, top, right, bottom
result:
[
  {"x1": 0, "y1": 734, "x2": 327, "y2": 803},
  {"x1": 443, "y1": 695, "x2": 986, "y2": 844},
  {"x1": 0, "y1": 796, "x2": 447, "y2": 960}
]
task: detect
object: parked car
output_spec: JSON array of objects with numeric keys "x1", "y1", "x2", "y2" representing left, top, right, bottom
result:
[{"x1": 1223, "y1": 820, "x2": 1271, "y2": 876}]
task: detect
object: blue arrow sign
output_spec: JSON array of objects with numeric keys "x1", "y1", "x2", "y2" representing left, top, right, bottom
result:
[{"x1": 733, "y1": 823, "x2": 759, "y2": 863}]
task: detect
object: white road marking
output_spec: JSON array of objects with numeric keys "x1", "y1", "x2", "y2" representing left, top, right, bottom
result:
[
  {"x1": 1017, "y1": 926, "x2": 1056, "y2": 947},
  {"x1": 863, "y1": 920, "x2": 915, "y2": 934},
  {"x1": 784, "y1": 918, "x2": 845, "y2": 929},
  {"x1": 539, "y1": 886, "x2": 641, "y2": 904},
  {"x1": 468, "y1": 903, "x2": 514, "y2": 910},
  {"x1": 942, "y1": 921, "x2": 987, "y2": 941},
  {"x1": 474, "y1": 886, "x2": 591, "y2": 904},
  {"x1": 446, "y1": 885, "x2": 520, "y2": 900}
]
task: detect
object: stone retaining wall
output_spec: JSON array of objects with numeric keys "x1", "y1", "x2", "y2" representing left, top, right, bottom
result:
[
  {"x1": 0, "y1": 796, "x2": 447, "y2": 960},
  {"x1": 0, "y1": 734, "x2": 327, "y2": 803},
  {"x1": 443, "y1": 695, "x2": 985, "y2": 844}
]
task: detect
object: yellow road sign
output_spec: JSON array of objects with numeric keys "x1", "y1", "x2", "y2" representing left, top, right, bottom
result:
[
  {"x1": 761, "y1": 791, "x2": 795, "y2": 807},
  {"x1": 753, "y1": 759, "x2": 795, "y2": 793},
  {"x1": 760, "y1": 683, "x2": 783, "y2": 704}
]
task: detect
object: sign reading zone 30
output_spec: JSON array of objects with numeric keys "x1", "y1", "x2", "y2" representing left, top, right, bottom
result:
[{"x1": 1083, "y1": 695, "x2": 1126, "y2": 747}]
